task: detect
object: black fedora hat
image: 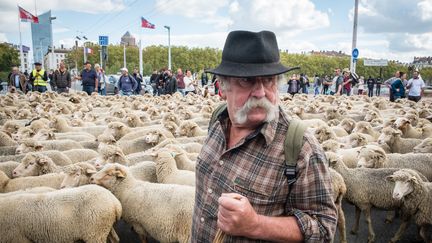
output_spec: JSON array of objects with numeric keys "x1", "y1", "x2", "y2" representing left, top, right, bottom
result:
[{"x1": 207, "y1": 30, "x2": 297, "y2": 77}]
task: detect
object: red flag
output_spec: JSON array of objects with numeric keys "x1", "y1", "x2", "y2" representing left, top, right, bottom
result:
[
  {"x1": 18, "y1": 6, "x2": 39, "y2": 23},
  {"x1": 141, "y1": 17, "x2": 155, "y2": 29}
]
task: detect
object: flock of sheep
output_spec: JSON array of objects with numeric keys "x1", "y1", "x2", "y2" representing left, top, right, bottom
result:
[{"x1": 0, "y1": 90, "x2": 431, "y2": 243}]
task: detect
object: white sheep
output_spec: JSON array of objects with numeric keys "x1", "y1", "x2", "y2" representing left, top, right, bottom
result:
[
  {"x1": 0, "y1": 170, "x2": 65, "y2": 192},
  {"x1": 154, "y1": 148, "x2": 195, "y2": 186},
  {"x1": 386, "y1": 169, "x2": 432, "y2": 243},
  {"x1": 0, "y1": 130, "x2": 17, "y2": 146},
  {"x1": 413, "y1": 137, "x2": 432, "y2": 153},
  {"x1": 90, "y1": 163, "x2": 194, "y2": 243},
  {"x1": 164, "y1": 144, "x2": 197, "y2": 171},
  {"x1": 62, "y1": 148, "x2": 100, "y2": 163},
  {"x1": 0, "y1": 184, "x2": 122, "y2": 243},
  {"x1": 15, "y1": 138, "x2": 84, "y2": 154},
  {"x1": 176, "y1": 120, "x2": 208, "y2": 137},
  {"x1": 0, "y1": 161, "x2": 20, "y2": 178},
  {"x1": 377, "y1": 127, "x2": 424, "y2": 153},
  {"x1": 12, "y1": 153, "x2": 65, "y2": 177},
  {"x1": 60, "y1": 162, "x2": 97, "y2": 188},
  {"x1": 356, "y1": 145, "x2": 432, "y2": 181}
]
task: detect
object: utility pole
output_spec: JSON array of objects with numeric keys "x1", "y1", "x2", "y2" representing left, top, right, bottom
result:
[
  {"x1": 50, "y1": 16, "x2": 56, "y2": 70},
  {"x1": 350, "y1": 0, "x2": 359, "y2": 73},
  {"x1": 164, "y1": 25, "x2": 171, "y2": 70}
]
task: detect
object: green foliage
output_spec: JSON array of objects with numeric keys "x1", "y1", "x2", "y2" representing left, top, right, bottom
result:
[
  {"x1": 64, "y1": 45, "x2": 432, "y2": 84},
  {"x1": 0, "y1": 43, "x2": 20, "y2": 80}
]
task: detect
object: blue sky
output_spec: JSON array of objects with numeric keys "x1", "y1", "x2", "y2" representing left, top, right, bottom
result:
[{"x1": 1, "y1": 0, "x2": 431, "y2": 63}]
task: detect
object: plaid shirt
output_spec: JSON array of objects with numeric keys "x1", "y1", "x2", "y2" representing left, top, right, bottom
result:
[{"x1": 192, "y1": 106, "x2": 337, "y2": 242}]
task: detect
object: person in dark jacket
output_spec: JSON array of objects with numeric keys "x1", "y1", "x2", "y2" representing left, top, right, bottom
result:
[
  {"x1": 74, "y1": 61, "x2": 98, "y2": 95},
  {"x1": 52, "y1": 62, "x2": 71, "y2": 93},
  {"x1": 366, "y1": 76, "x2": 375, "y2": 97},
  {"x1": 164, "y1": 70, "x2": 177, "y2": 95},
  {"x1": 375, "y1": 78, "x2": 382, "y2": 96},
  {"x1": 287, "y1": 74, "x2": 300, "y2": 96},
  {"x1": 133, "y1": 68, "x2": 143, "y2": 95},
  {"x1": 391, "y1": 72, "x2": 405, "y2": 101},
  {"x1": 117, "y1": 67, "x2": 137, "y2": 96},
  {"x1": 201, "y1": 70, "x2": 209, "y2": 87}
]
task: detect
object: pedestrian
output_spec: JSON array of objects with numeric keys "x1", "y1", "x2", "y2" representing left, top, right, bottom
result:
[
  {"x1": 299, "y1": 73, "x2": 309, "y2": 94},
  {"x1": 201, "y1": 70, "x2": 209, "y2": 87},
  {"x1": 367, "y1": 76, "x2": 375, "y2": 97},
  {"x1": 75, "y1": 61, "x2": 98, "y2": 95},
  {"x1": 51, "y1": 61, "x2": 71, "y2": 94},
  {"x1": 184, "y1": 70, "x2": 196, "y2": 95},
  {"x1": 156, "y1": 68, "x2": 167, "y2": 96},
  {"x1": 391, "y1": 71, "x2": 405, "y2": 101},
  {"x1": 176, "y1": 68, "x2": 186, "y2": 96},
  {"x1": 29, "y1": 62, "x2": 48, "y2": 93},
  {"x1": 406, "y1": 70, "x2": 425, "y2": 102},
  {"x1": 357, "y1": 76, "x2": 365, "y2": 95},
  {"x1": 94, "y1": 64, "x2": 106, "y2": 96},
  {"x1": 193, "y1": 30, "x2": 337, "y2": 242},
  {"x1": 342, "y1": 68, "x2": 352, "y2": 96},
  {"x1": 287, "y1": 74, "x2": 300, "y2": 96},
  {"x1": 322, "y1": 75, "x2": 330, "y2": 94},
  {"x1": 150, "y1": 70, "x2": 158, "y2": 96},
  {"x1": 7, "y1": 66, "x2": 28, "y2": 93},
  {"x1": 164, "y1": 70, "x2": 177, "y2": 95},
  {"x1": 384, "y1": 71, "x2": 401, "y2": 102},
  {"x1": 132, "y1": 68, "x2": 143, "y2": 95},
  {"x1": 313, "y1": 74, "x2": 321, "y2": 96},
  {"x1": 329, "y1": 68, "x2": 343, "y2": 95},
  {"x1": 117, "y1": 67, "x2": 137, "y2": 96},
  {"x1": 375, "y1": 77, "x2": 382, "y2": 96}
]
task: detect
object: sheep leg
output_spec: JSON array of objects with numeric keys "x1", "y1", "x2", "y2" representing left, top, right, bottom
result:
[
  {"x1": 107, "y1": 227, "x2": 120, "y2": 243},
  {"x1": 363, "y1": 208, "x2": 375, "y2": 243},
  {"x1": 389, "y1": 217, "x2": 409, "y2": 243},
  {"x1": 385, "y1": 210, "x2": 396, "y2": 224},
  {"x1": 337, "y1": 204, "x2": 347, "y2": 243},
  {"x1": 350, "y1": 206, "x2": 361, "y2": 235},
  {"x1": 419, "y1": 225, "x2": 431, "y2": 243}
]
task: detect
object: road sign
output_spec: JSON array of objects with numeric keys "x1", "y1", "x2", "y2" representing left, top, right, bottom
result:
[
  {"x1": 364, "y1": 58, "x2": 388, "y2": 67},
  {"x1": 99, "y1": 36, "x2": 108, "y2": 46},
  {"x1": 352, "y1": 48, "x2": 359, "y2": 59}
]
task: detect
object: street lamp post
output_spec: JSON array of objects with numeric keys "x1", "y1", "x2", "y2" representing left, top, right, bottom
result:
[
  {"x1": 120, "y1": 41, "x2": 126, "y2": 68},
  {"x1": 76, "y1": 35, "x2": 88, "y2": 64},
  {"x1": 164, "y1": 25, "x2": 171, "y2": 70},
  {"x1": 50, "y1": 16, "x2": 56, "y2": 71},
  {"x1": 350, "y1": 0, "x2": 359, "y2": 73}
]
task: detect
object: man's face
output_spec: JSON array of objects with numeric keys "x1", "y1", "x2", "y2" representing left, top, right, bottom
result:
[
  {"x1": 12, "y1": 67, "x2": 18, "y2": 74},
  {"x1": 177, "y1": 69, "x2": 182, "y2": 75},
  {"x1": 59, "y1": 63, "x2": 65, "y2": 69},
  {"x1": 35, "y1": 65, "x2": 41, "y2": 71},
  {"x1": 413, "y1": 72, "x2": 419, "y2": 79},
  {"x1": 134, "y1": 69, "x2": 138, "y2": 74},
  {"x1": 186, "y1": 70, "x2": 191, "y2": 77},
  {"x1": 85, "y1": 63, "x2": 91, "y2": 70},
  {"x1": 335, "y1": 69, "x2": 340, "y2": 75},
  {"x1": 121, "y1": 70, "x2": 127, "y2": 76},
  {"x1": 221, "y1": 76, "x2": 279, "y2": 128},
  {"x1": 395, "y1": 71, "x2": 400, "y2": 78}
]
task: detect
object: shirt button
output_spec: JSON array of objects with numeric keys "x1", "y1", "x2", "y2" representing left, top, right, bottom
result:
[
  {"x1": 219, "y1": 160, "x2": 224, "y2": 166},
  {"x1": 208, "y1": 188, "x2": 213, "y2": 194},
  {"x1": 200, "y1": 217, "x2": 205, "y2": 223}
]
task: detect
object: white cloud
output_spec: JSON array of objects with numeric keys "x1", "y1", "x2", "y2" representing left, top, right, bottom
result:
[
  {"x1": 230, "y1": 0, "x2": 329, "y2": 31},
  {"x1": 53, "y1": 27, "x2": 70, "y2": 34},
  {"x1": 0, "y1": 33, "x2": 8, "y2": 42},
  {"x1": 229, "y1": 1, "x2": 240, "y2": 14},
  {"x1": 418, "y1": 0, "x2": 432, "y2": 20},
  {"x1": 155, "y1": 0, "x2": 229, "y2": 18},
  {"x1": 138, "y1": 32, "x2": 228, "y2": 49}
]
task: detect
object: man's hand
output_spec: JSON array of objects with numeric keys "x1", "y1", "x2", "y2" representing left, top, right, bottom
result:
[{"x1": 217, "y1": 193, "x2": 261, "y2": 238}]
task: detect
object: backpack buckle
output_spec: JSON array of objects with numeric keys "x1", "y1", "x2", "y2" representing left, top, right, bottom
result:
[{"x1": 284, "y1": 165, "x2": 297, "y2": 185}]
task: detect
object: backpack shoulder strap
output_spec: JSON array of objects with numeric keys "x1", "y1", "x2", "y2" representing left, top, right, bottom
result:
[
  {"x1": 209, "y1": 103, "x2": 227, "y2": 129},
  {"x1": 284, "y1": 119, "x2": 307, "y2": 185}
]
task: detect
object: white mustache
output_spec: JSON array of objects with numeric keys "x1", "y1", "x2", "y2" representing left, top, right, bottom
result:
[{"x1": 235, "y1": 97, "x2": 278, "y2": 124}]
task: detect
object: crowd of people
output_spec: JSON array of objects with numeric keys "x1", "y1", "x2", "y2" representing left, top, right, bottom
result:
[
  {"x1": 286, "y1": 68, "x2": 427, "y2": 102},
  {"x1": 4, "y1": 61, "x2": 427, "y2": 102}
]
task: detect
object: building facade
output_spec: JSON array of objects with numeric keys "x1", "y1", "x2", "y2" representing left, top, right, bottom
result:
[
  {"x1": 121, "y1": 31, "x2": 136, "y2": 46},
  {"x1": 12, "y1": 44, "x2": 31, "y2": 72},
  {"x1": 43, "y1": 46, "x2": 71, "y2": 71},
  {"x1": 31, "y1": 10, "x2": 53, "y2": 65}
]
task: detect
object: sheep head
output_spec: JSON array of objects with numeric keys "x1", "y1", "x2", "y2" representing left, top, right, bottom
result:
[
  {"x1": 386, "y1": 169, "x2": 422, "y2": 200},
  {"x1": 325, "y1": 152, "x2": 343, "y2": 169},
  {"x1": 413, "y1": 138, "x2": 432, "y2": 153},
  {"x1": 61, "y1": 162, "x2": 97, "y2": 188},
  {"x1": 145, "y1": 131, "x2": 165, "y2": 145},
  {"x1": 12, "y1": 127, "x2": 35, "y2": 141},
  {"x1": 90, "y1": 163, "x2": 128, "y2": 189},
  {"x1": 13, "y1": 153, "x2": 53, "y2": 177},
  {"x1": 357, "y1": 145, "x2": 387, "y2": 168},
  {"x1": 340, "y1": 118, "x2": 355, "y2": 133},
  {"x1": 15, "y1": 139, "x2": 43, "y2": 154},
  {"x1": 378, "y1": 127, "x2": 401, "y2": 146},
  {"x1": 33, "y1": 129, "x2": 56, "y2": 141}
]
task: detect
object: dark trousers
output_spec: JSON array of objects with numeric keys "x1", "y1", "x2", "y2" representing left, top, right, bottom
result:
[
  {"x1": 368, "y1": 88, "x2": 373, "y2": 97},
  {"x1": 389, "y1": 89, "x2": 394, "y2": 102},
  {"x1": 33, "y1": 85, "x2": 47, "y2": 93},
  {"x1": 83, "y1": 86, "x2": 95, "y2": 95},
  {"x1": 408, "y1": 96, "x2": 421, "y2": 102},
  {"x1": 57, "y1": 87, "x2": 69, "y2": 94},
  {"x1": 376, "y1": 86, "x2": 381, "y2": 96}
]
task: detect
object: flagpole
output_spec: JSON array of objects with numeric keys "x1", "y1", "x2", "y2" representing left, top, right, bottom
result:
[
  {"x1": 18, "y1": 6, "x2": 25, "y2": 73},
  {"x1": 139, "y1": 37, "x2": 143, "y2": 75}
]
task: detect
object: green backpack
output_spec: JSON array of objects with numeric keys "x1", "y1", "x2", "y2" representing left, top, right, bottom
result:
[{"x1": 209, "y1": 103, "x2": 307, "y2": 185}]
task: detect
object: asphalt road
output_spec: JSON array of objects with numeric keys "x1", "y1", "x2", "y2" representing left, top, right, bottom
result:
[{"x1": 114, "y1": 200, "x2": 421, "y2": 243}]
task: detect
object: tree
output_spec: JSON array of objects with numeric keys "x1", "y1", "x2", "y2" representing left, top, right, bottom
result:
[{"x1": 0, "y1": 43, "x2": 20, "y2": 81}]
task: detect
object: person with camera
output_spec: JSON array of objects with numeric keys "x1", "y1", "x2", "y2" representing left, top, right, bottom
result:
[
  {"x1": 164, "y1": 70, "x2": 177, "y2": 95},
  {"x1": 29, "y1": 62, "x2": 48, "y2": 93}
]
